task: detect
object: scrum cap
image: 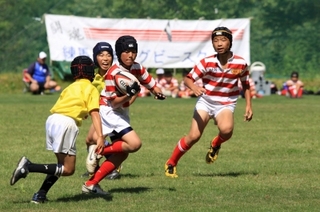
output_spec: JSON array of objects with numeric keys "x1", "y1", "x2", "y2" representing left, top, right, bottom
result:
[
  {"x1": 115, "y1": 35, "x2": 138, "y2": 63},
  {"x1": 93, "y1": 42, "x2": 114, "y2": 68},
  {"x1": 70, "y1": 56, "x2": 95, "y2": 81},
  {"x1": 211, "y1": 26, "x2": 233, "y2": 50}
]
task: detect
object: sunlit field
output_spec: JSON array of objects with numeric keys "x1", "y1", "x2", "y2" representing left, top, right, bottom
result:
[{"x1": 0, "y1": 93, "x2": 319, "y2": 211}]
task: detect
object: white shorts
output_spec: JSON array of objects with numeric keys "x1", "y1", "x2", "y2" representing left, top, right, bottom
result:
[
  {"x1": 46, "y1": 114, "x2": 79, "y2": 155},
  {"x1": 195, "y1": 95, "x2": 236, "y2": 118},
  {"x1": 100, "y1": 105, "x2": 131, "y2": 137}
]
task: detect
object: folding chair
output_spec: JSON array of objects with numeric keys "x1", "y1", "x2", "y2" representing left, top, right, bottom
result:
[{"x1": 22, "y1": 69, "x2": 31, "y2": 93}]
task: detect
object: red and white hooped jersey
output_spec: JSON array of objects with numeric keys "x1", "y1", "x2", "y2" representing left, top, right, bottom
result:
[
  {"x1": 158, "y1": 77, "x2": 179, "y2": 90},
  {"x1": 188, "y1": 53, "x2": 249, "y2": 104},
  {"x1": 100, "y1": 62, "x2": 156, "y2": 107}
]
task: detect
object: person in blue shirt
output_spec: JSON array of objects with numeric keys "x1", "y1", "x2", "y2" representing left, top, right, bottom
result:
[{"x1": 25, "y1": 51, "x2": 60, "y2": 94}]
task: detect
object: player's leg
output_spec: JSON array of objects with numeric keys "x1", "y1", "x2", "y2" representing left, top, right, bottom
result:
[
  {"x1": 100, "y1": 129, "x2": 142, "y2": 154},
  {"x1": 30, "y1": 114, "x2": 77, "y2": 203},
  {"x1": 206, "y1": 107, "x2": 234, "y2": 164},
  {"x1": 83, "y1": 153, "x2": 128, "y2": 195},
  {"x1": 165, "y1": 109, "x2": 210, "y2": 178},
  {"x1": 31, "y1": 153, "x2": 75, "y2": 204}
]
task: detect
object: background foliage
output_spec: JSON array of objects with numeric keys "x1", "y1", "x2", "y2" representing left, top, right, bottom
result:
[{"x1": 1, "y1": 0, "x2": 319, "y2": 78}]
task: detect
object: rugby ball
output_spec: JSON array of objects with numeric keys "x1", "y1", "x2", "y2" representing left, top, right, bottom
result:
[{"x1": 114, "y1": 71, "x2": 140, "y2": 95}]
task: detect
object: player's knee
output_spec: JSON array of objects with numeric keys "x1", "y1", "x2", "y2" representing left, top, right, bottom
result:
[
  {"x1": 186, "y1": 133, "x2": 201, "y2": 144},
  {"x1": 128, "y1": 141, "x2": 142, "y2": 152},
  {"x1": 85, "y1": 137, "x2": 95, "y2": 146},
  {"x1": 62, "y1": 168, "x2": 75, "y2": 176},
  {"x1": 220, "y1": 130, "x2": 233, "y2": 140}
]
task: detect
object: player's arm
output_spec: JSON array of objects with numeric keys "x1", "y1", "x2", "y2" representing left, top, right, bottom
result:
[
  {"x1": 110, "y1": 95, "x2": 132, "y2": 108},
  {"x1": 150, "y1": 86, "x2": 166, "y2": 100},
  {"x1": 241, "y1": 82, "x2": 253, "y2": 122},
  {"x1": 89, "y1": 109, "x2": 105, "y2": 153},
  {"x1": 110, "y1": 82, "x2": 140, "y2": 108},
  {"x1": 185, "y1": 76, "x2": 206, "y2": 96}
]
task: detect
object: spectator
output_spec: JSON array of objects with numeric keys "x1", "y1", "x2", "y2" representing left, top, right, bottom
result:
[
  {"x1": 138, "y1": 85, "x2": 151, "y2": 97},
  {"x1": 178, "y1": 70, "x2": 203, "y2": 98},
  {"x1": 284, "y1": 71, "x2": 304, "y2": 98},
  {"x1": 158, "y1": 70, "x2": 179, "y2": 98},
  {"x1": 155, "y1": 68, "x2": 165, "y2": 83},
  {"x1": 25, "y1": 51, "x2": 60, "y2": 94}
]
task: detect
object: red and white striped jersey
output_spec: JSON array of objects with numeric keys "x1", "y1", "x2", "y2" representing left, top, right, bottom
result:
[
  {"x1": 179, "y1": 78, "x2": 203, "y2": 91},
  {"x1": 188, "y1": 53, "x2": 249, "y2": 104},
  {"x1": 100, "y1": 62, "x2": 156, "y2": 107},
  {"x1": 158, "y1": 77, "x2": 179, "y2": 90}
]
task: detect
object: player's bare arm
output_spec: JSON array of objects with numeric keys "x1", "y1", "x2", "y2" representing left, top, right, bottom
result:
[
  {"x1": 185, "y1": 77, "x2": 205, "y2": 96},
  {"x1": 242, "y1": 84, "x2": 253, "y2": 121},
  {"x1": 110, "y1": 95, "x2": 132, "y2": 108},
  {"x1": 150, "y1": 86, "x2": 166, "y2": 100},
  {"x1": 90, "y1": 110, "x2": 105, "y2": 153}
]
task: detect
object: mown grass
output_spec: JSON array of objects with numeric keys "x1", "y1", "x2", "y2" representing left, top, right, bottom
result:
[{"x1": 0, "y1": 89, "x2": 319, "y2": 211}]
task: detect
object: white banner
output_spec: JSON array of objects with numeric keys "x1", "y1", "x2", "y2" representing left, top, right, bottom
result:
[{"x1": 44, "y1": 14, "x2": 250, "y2": 68}]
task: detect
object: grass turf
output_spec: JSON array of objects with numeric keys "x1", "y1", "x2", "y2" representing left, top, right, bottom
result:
[{"x1": 0, "y1": 93, "x2": 319, "y2": 211}]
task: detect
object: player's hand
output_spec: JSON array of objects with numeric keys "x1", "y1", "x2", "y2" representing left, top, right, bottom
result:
[
  {"x1": 126, "y1": 81, "x2": 141, "y2": 97},
  {"x1": 95, "y1": 136, "x2": 105, "y2": 154},
  {"x1": 154, "y1": 92, "x2": 166, "y2": 100},
  {"x1": 244, "y1": 109, "x2": 253, "y2": 122},
  {"x1": 190, "y1": 85, "x2": 206, "y2": 97}
]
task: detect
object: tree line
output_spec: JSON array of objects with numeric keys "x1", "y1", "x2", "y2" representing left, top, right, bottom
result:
[{"x1": 0, "y1": 0, "x2": 319, "y2": 79}]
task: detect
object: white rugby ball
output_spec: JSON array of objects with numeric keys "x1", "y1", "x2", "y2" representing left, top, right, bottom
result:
[{"x1": 114, "y1": 71, "x2": 140, "y2": 95}]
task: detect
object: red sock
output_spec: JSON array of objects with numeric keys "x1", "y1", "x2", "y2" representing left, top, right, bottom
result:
[
  {"x1": 167, "y1": 137, "x2": 191, "y2": 166},
  {"x1": 86, "y1": 160, "x2": 116, "y2": 186},
  {"x1": 212, "y1": 135, "x2": 228, "y2": 147},
  {"x1": 297, "y1": 88, "x2": 303, "y2": 97},
  {"x1": 101, "y1": 141, "x2": 124, "y2": 155}
]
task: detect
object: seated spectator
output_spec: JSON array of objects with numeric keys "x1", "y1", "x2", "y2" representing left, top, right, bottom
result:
[
  {"x1": 155, "y1": 68, "x2": 165, "y2": 83},
  {"x1": 281, "y1": 71, "x2": 304, "y2": 98},
  {"x1": 158, "y1": 70, "x2": 179, "y2": 98},
  {"x1": 138, "y1": 85, "x2": 151, "y2": 97},
  {"x1": 178, "y1": 70, "x2": 203, "y2": 98},
  {"x1": 25, "y1": 51, "x2": 60, "y2": 94},
  {"x1": 270, "y1": 81, "x2": 278, "y2": 94},
  {"x1": 238, "y1": 77, "x2": 262, "y2": 99}
]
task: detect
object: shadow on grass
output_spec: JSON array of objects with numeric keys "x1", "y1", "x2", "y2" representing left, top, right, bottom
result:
[
  {"x1": 80, "y1": 173, "x2": 140, "y2": 181},
  {"x1": 12, "y1": 193, "x2": 113, "y2": 204},
  {"x1": 104, "y1": 173, "x2": 140, "y2": 180},
  {"x1": 109, "y1": 186, "x2": 151, "y2": 194},
  {"x1": 56, "y1": 193, "x2": 113, "y2": 202},
  {"x1": 194, "y1": 171, "x2": 258, "y2": 177}
]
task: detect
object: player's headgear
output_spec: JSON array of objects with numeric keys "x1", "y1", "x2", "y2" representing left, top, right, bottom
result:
[
  {"x1": 115, "y1": 35, "x2": 138, "y2": 63},
  {"x1": 211, "y1": 26, "x2": 233, "y2": 50},
  {"x1": 70, "y1": 55, "x2": 95, "y2": 81},
  {"x1": 93, "y1": 42, "x2": 114, "y2": 68}
]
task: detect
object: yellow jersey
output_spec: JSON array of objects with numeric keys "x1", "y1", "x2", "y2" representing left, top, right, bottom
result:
[
  {"x1": 50, "y1": 79, "x2": 100, "y2": 126},
  {"x1": 91, "y1": 72, "x2": 105, "y2": 93}
]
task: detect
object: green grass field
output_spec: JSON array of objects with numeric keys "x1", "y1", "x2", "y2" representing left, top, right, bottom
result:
[{"x1": 0, "y1": 92, "x2": 320, "y2": 212}]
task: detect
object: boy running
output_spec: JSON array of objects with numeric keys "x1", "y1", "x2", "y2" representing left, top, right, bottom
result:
[
  {"x1": 10, "y1": 56, "x2": 106, "y2": 202},
  {"x1": 164, "y1": 26, "x2": 253, "y2": 178}
]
